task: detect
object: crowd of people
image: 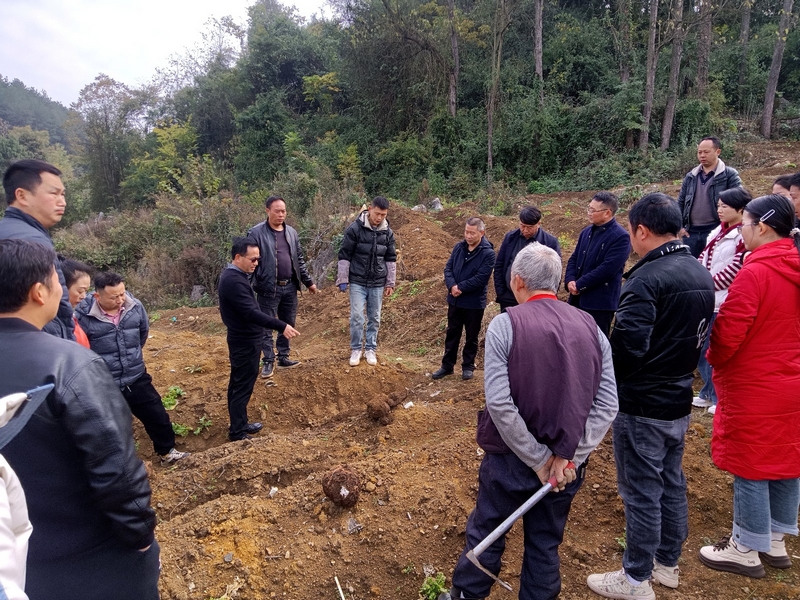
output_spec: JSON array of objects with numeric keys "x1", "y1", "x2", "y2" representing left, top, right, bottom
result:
[{"x1": 0, "y1": 139, "x2": 798, "y2": 600}]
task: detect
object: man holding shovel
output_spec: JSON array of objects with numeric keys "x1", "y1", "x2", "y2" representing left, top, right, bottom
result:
[{"x1": 445, "y1": 243, "x2": 618, "y2": 600}]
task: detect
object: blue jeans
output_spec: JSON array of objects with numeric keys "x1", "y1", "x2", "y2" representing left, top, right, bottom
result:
[
  {"x1": 349, "y1": 283, "x2": 384, "y2": 351},
  {"x1": 257, "y1": 285, "x2": 298, "y2": 363},
  {"x1": 697, "y1": 313, "x2": 717, "y2": 404},
  {"x1": 613, "y1": 412, "x2": 691, "y2": 582},
  {"x1": 733, "y1": 477, "x2": 800, "y2": 552}
]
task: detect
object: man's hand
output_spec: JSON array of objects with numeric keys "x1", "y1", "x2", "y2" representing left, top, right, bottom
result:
[
  {"x1": 450, "y1": 285, "x2": 462, "y2": 297},
  {"x1": 338, "y1": 283, "x2": 348, "y2": 292},
  {"x1": 548, "y1": 456, "x2": 576, "y2": 492},
  {"x1": 384, "y1": 287, "x2": 394, "y2": 297},
  {"x1": 308, "y1": 284, "x2": 318, "y2": 294},
  {"x1": 534, "y1": 455, "x2": 555, "y2": 486},
  {"x1": 283, "y1": 324, "x2": 300, "y2": 338},
  {"x1": 679, "y1": 228, "x2": 688, "y2": 239},
  {"x1": 567, "y1": 281, "x2": 578, "y2": 295}
]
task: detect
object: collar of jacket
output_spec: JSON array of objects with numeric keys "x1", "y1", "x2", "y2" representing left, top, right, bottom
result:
[
  {"x1": 624, "y1": 240, "x2": 690, "y2": 279},
  {"x1": 690, "y1": 158, "x2": 727, "y2": 178},
  {"x1": 3, "y1": 206, "x2": 50, "y2": 238},
  {"x1": 84, "y1": 293, "x2": 137, "y2": 323},
  {"x1": 0, "y1": 317, "x2": 40, "y2": 334},
  {"x1": 358, "y1": 210, "x2": 389, "y2": 231}
]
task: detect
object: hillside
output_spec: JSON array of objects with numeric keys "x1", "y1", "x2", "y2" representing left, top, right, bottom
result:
[{"x1": 135, "y1": 143, "x2": 800, "y2": 600}]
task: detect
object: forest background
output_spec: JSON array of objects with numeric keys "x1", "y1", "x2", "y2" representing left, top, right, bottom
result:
[{"x1": 1, "y1": 0, "x2": 798, "y2": 307}]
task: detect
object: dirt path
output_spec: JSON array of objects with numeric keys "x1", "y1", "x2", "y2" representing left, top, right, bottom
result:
[{"x1": 141, "y1": 142, "x2": 800, "y2": 599}]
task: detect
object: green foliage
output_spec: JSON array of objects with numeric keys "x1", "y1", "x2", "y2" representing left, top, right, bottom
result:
[
  {"x1": 0, "y1": 76, "x2": 71, "y2": 148},
  {"x1": 172, "y1": 422, "x2": 190, "y2": 437},
  {"x1": 162, "y1": 386, "x2": 185, "y2": 410},
  {"x1": 193, "y1": 415, "x2": 212, "y2": 435},
  {"x1": 419, "y1": 573, "x2": 447, "y2": 600}
]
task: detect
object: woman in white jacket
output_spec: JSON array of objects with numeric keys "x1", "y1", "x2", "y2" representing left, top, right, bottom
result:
[{"x1": 694, "y1": 188, "x2": 752, "y2": 414}]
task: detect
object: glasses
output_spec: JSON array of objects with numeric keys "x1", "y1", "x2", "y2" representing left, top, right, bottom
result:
[
  {"x1": 248, "y1": 257, "x2": 260, "y2": 263},
  {"x1": 587, "y1": 206, "x2": 609, "y2": 214}
]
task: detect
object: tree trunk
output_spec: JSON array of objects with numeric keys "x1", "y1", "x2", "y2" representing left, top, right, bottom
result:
[
  {"x1": 737, "y1": 0, "x2": 752, "y2": 106},
  {"x1": 617, "y1": 0, "x2": 635, "y2": 148},
  {"x1": 761, "y1": 0, "x2": 795, "y2": 138},
  {"x1": 448, "y1": 0, "x2": 460, "y2": 117},
  {"x1": 696, "y1": 0, "x2": 712, "y2": 97},
  {"x1": 661, "y1": 0, "x2": 685, "y2": 151},
  {"x1": 639, "y1": 0, "x2": 659, "y2": 152},
  {"x1": 534, "y1": 0, "x2": 544, "y2": 94},
  {"x1": 487, "y1": 0, "x2": 515, "y2": 185}
]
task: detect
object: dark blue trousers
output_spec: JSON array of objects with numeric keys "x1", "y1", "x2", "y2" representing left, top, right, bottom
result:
[{"x1": 452, "y1": 453, "x2": 585, "y2": 600}]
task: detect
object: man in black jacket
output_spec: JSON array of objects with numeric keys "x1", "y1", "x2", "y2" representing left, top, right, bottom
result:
[
  {"x1": 0, "y1": 159, "x2": 74, "y2": 340},
  {"x1": 218, "y1": 237, "x2": 300, "y2": 441},
  {"x1": 494, "y1": 205, "x2": 561, "y2": 312},
  {"x1": 0, "y1": 239, "x2": 158, "y2": 600},
  {"x1": 565, "y1": 192, "x2": 631, "y2": 337},
  {"x1": 588, "y1": 194, "x2": 714, "y2": 600},
  {"x1": 248, "y1": 196, "x2": 317, "y2": 378},
  {"x1": 677, "y1": 136, "x2": 742, "y2": 257},
  {"x1": 336, "y1": 196, "x2": 397, "y2": 367},
  {"x1": 432, "y1": 217, "x2": 495, "y2": 381}
]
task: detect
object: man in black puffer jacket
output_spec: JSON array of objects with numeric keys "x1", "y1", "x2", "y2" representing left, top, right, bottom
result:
[
  {"x1": 432, "y1": 217, "x2": 495, "y2": 381},
  {"x1": 336, "y1": 196, "x2": 397, "y2": 367},
  {"x1": 76, "y1": 272, "x2": 188, "y2": 466},
  {"x1": 0, "y1": 239, "x2": 158, "y2": 600}
]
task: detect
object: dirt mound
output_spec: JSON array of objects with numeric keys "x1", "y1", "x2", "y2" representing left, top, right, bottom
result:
[{"x1": 138, "y1": 153, "x2": 798, "y2": 599}]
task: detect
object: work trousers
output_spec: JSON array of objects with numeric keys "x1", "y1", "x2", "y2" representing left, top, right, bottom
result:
[
  {"x1": 257, "y1": 284, "x2": 298, "y2": 364},
  {"x1": 121, "y1": 372, "x2": 175, "y2": 455},
  {"x1": 441, "y1": 305, "x2": 484, "y2": 372},
  {"x1": 227, "y1": 338, "x2": 261, "y2": 440}
]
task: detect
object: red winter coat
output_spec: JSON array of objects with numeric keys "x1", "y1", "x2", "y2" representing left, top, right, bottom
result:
[{"x1": 707, "y1": 238, "x2": 800, "y2": 480}]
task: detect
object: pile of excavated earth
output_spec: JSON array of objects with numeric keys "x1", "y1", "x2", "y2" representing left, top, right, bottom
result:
[{"x1": 137, "y1": 141, "x2": 799, "y2": 599}]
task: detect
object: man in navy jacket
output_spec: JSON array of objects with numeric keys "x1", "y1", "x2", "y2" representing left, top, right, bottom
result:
[
  {"x1": 432, "y1": 217, "x2": 495, "y2": 381},
  {"x1": 494, "y1": 205, "x2": 560, "y2": 312},
  {"x1": 565, "y1": 192, "x2": 631, "y2": 337}
]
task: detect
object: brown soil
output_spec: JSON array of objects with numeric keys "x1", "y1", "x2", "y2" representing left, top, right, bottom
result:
[{"x1": 142, "y1": 141, "x2": 800, "y2": 600}]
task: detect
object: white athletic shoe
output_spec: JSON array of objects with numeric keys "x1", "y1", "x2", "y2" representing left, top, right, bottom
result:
[
  {"x1": 699, "y1": 536, "x2": 765, "y2": 578},
  {"x1": 365, "y1": 350, "x2": 378, "y2": 366},
  {"x1": 651, "y1": 560, "x2": 679, "y2": 588},
  {"x1": 692, "y1": 395, "x2": 712, "y2": 408},
  {"x1": 587, "y1": 569, "x2": 655, "y2": 600},
  {"x1": 349, "y1": 350, "x2": 362, "y2": 367}
]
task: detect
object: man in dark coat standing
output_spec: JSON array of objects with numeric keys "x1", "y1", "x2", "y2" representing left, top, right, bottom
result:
[
  {"x1": 0, "y1": 159, "x2": 74, "y2": 340},
  {"x1": 218, "y1": 237, "x2": 300, "y2": 441},
  {"x1": 432, "y1": 217, "x2": 495, "y2": 381},
  {"x1": 565, "y1": 192, "x2": 631, "y2": 337},
  {"x1": 494, "y1": 205, "x2": 560, "y2": 312}
]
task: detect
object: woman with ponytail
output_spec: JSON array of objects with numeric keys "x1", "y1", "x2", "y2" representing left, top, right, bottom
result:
[{"x1": 699, "y1": 194, "x2": 800, "y2": 577}]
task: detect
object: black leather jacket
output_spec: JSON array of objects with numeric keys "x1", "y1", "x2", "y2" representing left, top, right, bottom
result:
[
  {"x1": 0, "y1": 318, "x2": 156, "y2": 564},
  {"x1": 248, "y1": 221, "x2": 314, "y2": 295},
  {"x1": 611, "y1": 242, "x2": 715, "y2": 420}
]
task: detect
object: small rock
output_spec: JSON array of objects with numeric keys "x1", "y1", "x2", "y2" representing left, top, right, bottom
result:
[
  {"x1": 411, "y1": 204, "x2": 427, "y2": 212},
  {"x1": 429, "y1": 197, "x2": 443, "y2": 211},
  {"x1": 365, "y1": 482, "x2": 377, "y2": 492},
  {"x1": 223, "y1": 552, "x2": 233, "y2": 563}
]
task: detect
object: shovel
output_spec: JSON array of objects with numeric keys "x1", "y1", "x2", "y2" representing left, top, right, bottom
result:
[{"x1": 465, "y1": 461, "x2": 575, "y2": 592}]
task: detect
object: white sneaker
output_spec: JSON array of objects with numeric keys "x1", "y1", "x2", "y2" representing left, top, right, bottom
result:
[
  {"x1": 349, "y1": 350, "x2": 362, "y2": 367},
  {"x1": 365, "y1": 350, "x2": 378, "y2": 366},
  {"x1": 759, "y1": 537, "x2": 792, "y2": 569},
  {"x1": 707, "y1": 404, "x2": 717, "y2": 415},
  {"x1": 699, "y1": 536, "x2": 765, "y2": 578},
  {"x1": 160, "y1": 448, "x2": 189, "y2": 465},
  {"x1": 587, "y1": 569, "x2": 655, "y2": 600},
  {"x1": 651, "y1": 560, "x2": 679, "y2": 588},
  {"x1": 692, "y1": 395, "x2": 712, "y2": 408}
]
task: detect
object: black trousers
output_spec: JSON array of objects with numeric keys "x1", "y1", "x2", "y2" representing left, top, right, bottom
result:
[
  {"x1": 227, "y1": 338, "x2": 261, "y2": 439},
  {"x1": 121, "y1": 372, "x2": 175, "y2": 455},
  {"x1": 257, "y1": 285, "x2": 298, "y2": 363},
  {"x1": 452, "y1": 453, "x2": 586, "y2": 600},
  {"x1": 442, "y1": 305, "x2": 485, "y2": 372},
  {"x1": 683, "y1": 224, "x2": 716, "y2": 258}
]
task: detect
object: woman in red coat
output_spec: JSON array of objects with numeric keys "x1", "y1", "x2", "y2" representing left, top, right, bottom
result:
[{"x1": 699, "y1": 195, "x2": 800, "y2": 578}]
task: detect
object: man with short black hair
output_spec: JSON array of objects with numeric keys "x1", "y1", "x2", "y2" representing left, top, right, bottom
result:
[
  {"x1": 494, "y1": 205, "x2": 560, "y2": 312},
  {"x1": 677, "y1": 136, "x2": 742, "y2": 257},
  {"x1": 588, "y1": 193, "x2": 714, "y2": 600},
  {"x1": 787, "y1": 172, "x2": 800, "y2": 223},
  {"x1": 336, "y1": 196, "x2": 397, "y2": 367},
  {"x1": 0, "y1": 239, "x2": 159, "y2": 600},
  {"x1": 432, "y1": 217, "x2": 495, "y2": 381},
  {"x1": 76, "y1": 272, "x2": 188, "y2": 465},
  {"x1": 0, "y1": 159, "x2": 74, "y2": 340},
  {"x1": 565, "y1": 192, "x2": 631, "y2": 337},
  {"x1": 218, "y1": 237, "x2": 300, "y2": 441},
  {"x1": 248, "y1": 196, "x2": 317, "y2": 378}
]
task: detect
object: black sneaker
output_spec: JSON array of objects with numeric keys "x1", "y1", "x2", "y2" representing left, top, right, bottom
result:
[
  {"x1": 227, "y1": 433, "x2": 254, "y2": 442},
  {"x1": 432, "y1": 367, "x2": 453, "y2": 380},
  {"x1": 244, "y1": 422, "x2": 263, "y2": 434},
  {"x1": 462, "y1": 370, "x2": 474, "y2": 380},
  {"x1": 261, "y1": 362, "x2": 274, "y2": 378},
  {"x1": 277, "y1": 357, "x2": 301, "y2": 369}
]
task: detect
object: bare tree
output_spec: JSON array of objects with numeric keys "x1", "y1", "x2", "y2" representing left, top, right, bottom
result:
[
  {"x1": 695, "y1": 0, "x2": 712, "y2": 97},
  {"x1": 447, "y1": 0, "x2": 460, "y2": 117},
  {"x1": 761, "y1": 0, "x2": 795, "y2": 138},
  {"x1": 615, "y1": 0, "x2": 635, "y2": 148},
  {"x1": 737, "y1": 0, "x2": 753, "y2": 105},
  {"x1": 661, "y1": 0, "x2": 686, "y2": 150},
  {"x1": 487, "y1": 0, "x2": 517, "y2": 185},
  {"x1": 639, "y1": 0, "x2": 660, "y2": 152},
  {"x1": 534, "y1": 0, "x2": 544, "y2": 86}
]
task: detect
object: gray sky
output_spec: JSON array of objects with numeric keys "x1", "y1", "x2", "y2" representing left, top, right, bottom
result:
[{"x1": 0, "y1": 0, "x2": 329, "y2": 107}]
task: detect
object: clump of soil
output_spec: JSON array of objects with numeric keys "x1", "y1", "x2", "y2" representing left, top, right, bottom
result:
[
  {"x1": 366, "y1": 394, "x2": 393, "y2": 425},
  {"x1": 321, "y1": 465, "x2": 362, "y2": 507}
]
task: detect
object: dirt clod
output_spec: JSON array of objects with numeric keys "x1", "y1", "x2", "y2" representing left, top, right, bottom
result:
[
  {"x1": 366, "y1": 396, "x2": 394, "y2": 425},
  {"x1": 321, "y1": 465, "x2": 361, "y2": 507}
]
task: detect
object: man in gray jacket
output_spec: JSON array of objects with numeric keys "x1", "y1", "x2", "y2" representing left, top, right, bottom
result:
[
  {"x1": 76, "y1": 272, "x2": 188, "y2": 465},
  {"x1": 0, "y1": 159, "x2": 74, "y2": 340},
  {"x1": 248, "y1": 196, "x2": 317, "y2": 378}
]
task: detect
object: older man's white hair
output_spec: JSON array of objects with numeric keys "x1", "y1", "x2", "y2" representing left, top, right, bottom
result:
[{"x1": 510, "y1": 243, "x2": 562, "y2": 294}]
